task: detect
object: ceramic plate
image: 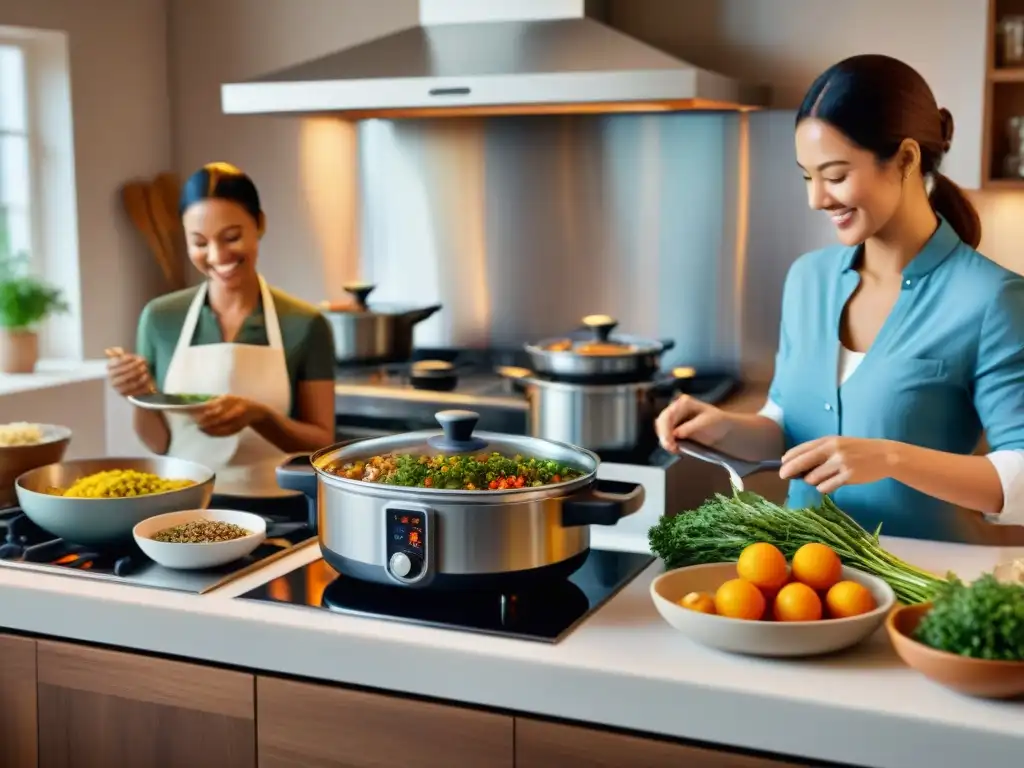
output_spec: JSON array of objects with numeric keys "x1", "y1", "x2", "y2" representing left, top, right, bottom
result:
[{"x1": 128, "y1": 393, "x2": 216, "y2": 412}]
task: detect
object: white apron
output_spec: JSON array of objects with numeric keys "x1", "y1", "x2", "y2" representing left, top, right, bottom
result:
[{"x1": 163, "y1": 275, "x2": 293, "y2": 496}]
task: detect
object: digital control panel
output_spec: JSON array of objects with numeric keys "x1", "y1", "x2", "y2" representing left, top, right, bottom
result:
[{"x1": 385, "y1": 508, "x2": 429, "y2": 582}]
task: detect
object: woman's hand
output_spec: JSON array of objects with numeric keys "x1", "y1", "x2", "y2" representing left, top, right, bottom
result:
[
  {"x1": 655, "y1": 395, "x2": 734, "y2": 453},
  {"x1": 193, "y1": 395, "x2": 268, "y2": 437},
  {"x1": 780, "y1": 436, "x2": 898, "y2": 493},
  {"x1": 106, "y1": 352, "x2": 155, "y2": 398}
]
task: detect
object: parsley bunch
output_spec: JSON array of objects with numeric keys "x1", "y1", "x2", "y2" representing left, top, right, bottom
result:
[{"x1": 914, "y1": 574, "x2": 1024, "y2": 661}]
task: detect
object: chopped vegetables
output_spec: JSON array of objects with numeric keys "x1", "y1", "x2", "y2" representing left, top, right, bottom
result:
[
  {"x1": 648, "y1": 491, "x2": 947, "y2": 604},
  {"x1": 330, "y1": 452, "x2": 583, "y2": 490},
  {"x1": 914, "y1": 574, "x2": 1024, "y2": 661}
]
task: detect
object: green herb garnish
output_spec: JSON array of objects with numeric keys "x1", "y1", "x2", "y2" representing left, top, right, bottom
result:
[
  {"x1": 913, "y1": 574, "x2": 1024, "y2": 661},
  {"x1": 648, "y1": 491, "x2": 946, "y2": 604}
]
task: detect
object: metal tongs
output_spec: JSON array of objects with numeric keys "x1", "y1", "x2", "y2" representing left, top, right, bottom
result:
[{"x1": 674, "y1": 439, "x2": 783, "y2": 489}]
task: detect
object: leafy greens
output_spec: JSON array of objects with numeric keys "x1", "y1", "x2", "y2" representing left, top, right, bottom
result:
[
  {"x1": 648, "y1": 491, "x2": 946, "y2": 604},
  {"x1": 914, "y1": 574, "x2": 1024, "y2": 661}
]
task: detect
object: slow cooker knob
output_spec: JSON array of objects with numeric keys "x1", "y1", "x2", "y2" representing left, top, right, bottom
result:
[{"x1": 389, "y1": 551, "x2": 423, "y2": 579}]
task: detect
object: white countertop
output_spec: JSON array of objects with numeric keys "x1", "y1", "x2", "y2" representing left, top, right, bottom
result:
[{"x1": 0, "y1": 528, "x2": 1021, "y2": 768}]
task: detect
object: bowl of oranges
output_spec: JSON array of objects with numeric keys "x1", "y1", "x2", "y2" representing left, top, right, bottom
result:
[{"x1": 649, "y1": 542, "x2": 896, "y2": 657}]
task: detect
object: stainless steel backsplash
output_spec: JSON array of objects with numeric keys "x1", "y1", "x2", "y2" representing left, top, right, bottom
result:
[{"x1": 356, "y1": 112, "x2": 749, "y2": 372}]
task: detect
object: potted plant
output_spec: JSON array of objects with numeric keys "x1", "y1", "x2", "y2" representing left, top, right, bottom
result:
[{"x1": 0, "y1": 210, "x2": 68, "y2": 373}]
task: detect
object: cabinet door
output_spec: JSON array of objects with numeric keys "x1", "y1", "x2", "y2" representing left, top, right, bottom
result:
[
  {"x1": 0, "y1": 633, "x2": 38, "y2": 768},
  {"x1": 37, "y1": 640, "x2": 255, "y2": 768},
  {"x1": 516, "y1": 718, "x2": 809, "y2": 768},
  {"x1": 257, "y1": 676, "x2": 513, "y2": 768}
]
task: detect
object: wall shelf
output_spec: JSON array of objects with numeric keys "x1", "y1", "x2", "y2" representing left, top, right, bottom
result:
[{"x1": 982, "y1": 0, "x2": 1024, "y2": 187}]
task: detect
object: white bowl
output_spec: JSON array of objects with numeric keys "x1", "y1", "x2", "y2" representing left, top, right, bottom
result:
[
  {"x1": 650, "y1": 562, "x2": 896, "y2": 658},
  {"x1": 133, "y1": 509, "x2": 267, "y2": 570}
]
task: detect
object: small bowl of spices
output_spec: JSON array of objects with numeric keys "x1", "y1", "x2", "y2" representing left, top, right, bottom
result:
[{"x1": 133, "y1": 509, "x2": 267, "y2": 570}]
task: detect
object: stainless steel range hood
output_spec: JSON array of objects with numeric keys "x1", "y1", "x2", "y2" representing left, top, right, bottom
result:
[{"x1": 221, "y1": 0, "x2": 767, "y2": 119}]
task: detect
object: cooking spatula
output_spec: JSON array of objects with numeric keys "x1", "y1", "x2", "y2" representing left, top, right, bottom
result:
[{"x1": 675, "y1": 439, "x2": 783, "y2": 489}]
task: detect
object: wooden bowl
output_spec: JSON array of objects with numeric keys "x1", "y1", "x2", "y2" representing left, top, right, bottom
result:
[
  {"x1": 0, "y1": 425, "x2": 71, "y2": 507},
  {"x1": 886, "y1": 602, "x2": 1024, "y2": 699}
]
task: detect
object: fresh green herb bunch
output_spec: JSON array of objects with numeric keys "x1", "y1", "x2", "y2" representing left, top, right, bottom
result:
[
  {"x1": 648, "y1": 491, "x2": 947, "y2": 604},
  {"x1": 914, "y1": 574, "x2": 1024, "y2": 661},
  {"x1": 0, "y1": 210, "x2": 67, "y2": 331}
]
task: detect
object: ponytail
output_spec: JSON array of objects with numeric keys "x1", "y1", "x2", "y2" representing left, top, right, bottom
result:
[{"x1": 930, "y1": 172, "x2": 981, "y2": 248}]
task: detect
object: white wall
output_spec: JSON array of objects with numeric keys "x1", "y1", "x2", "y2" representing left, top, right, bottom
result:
[
  {"x1": 168, "y1": 0, "x2": 419, "y2": 304},
  {"x1": 0, "y1": 0, "x2": 172, "y2": 359}
]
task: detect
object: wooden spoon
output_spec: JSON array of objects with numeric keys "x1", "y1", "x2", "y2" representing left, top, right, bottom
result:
[
  {"x1": 121, "y1": 182, "x2": 173, "y2": 285},
  {"x1": 143, "y1": 183, "x2": 182, "y2": 289}
]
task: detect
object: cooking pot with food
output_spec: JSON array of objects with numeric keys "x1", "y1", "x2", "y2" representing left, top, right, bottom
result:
[
  {"x1": 525, "y1": 314, "x2": 674, "y2": 382},
  {"x1": 275, "y1": 410, "x2": 645, "y2": 589},
  {"x1": 510, "y1": 315, "x2": 703, "y2": 452},
  {"x1": 321, "y1": 282, "x2": 442, "y2": 364}
]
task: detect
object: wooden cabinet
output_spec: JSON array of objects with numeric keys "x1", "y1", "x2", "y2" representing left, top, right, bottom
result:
[
  {"x1": 256, "y1": 676, "x2": 513, "y2": 768},
  {"x1": 983, "y1": 0, "x2": 1024, "y2": 187},
  {"x1": 515, "y1": 718, "x2": 811, "y2": 768},
  {"x1": 0, "y1": 633, "x2": 38, "y2": 768},
  {"x1": 36, "y1": 640, "x2": 255, "y2": 768}
]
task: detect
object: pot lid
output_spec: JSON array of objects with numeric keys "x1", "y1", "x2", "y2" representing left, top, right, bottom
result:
[
  {"x1": 530, "y1": 315, "x2": 663, "y2": 357},
  {"x1": 313, "y1": 410, "x2": 597, "y2": 485},
  {"x1": 321, "y1": 283, "x2": 441, "y2": 318}
]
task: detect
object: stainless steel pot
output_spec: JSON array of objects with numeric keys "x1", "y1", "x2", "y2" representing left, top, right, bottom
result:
[
  {"x1": 525, "y1": 314, "x2": 674, "y2": 382},
  {"x1": 322, "y1": 283, "x2": 441, "y2": 364},
  {"x1": 499, "y1": 366, "x2": 693, "y2": 452},
  {"x1": 276, "y1": 410, "x2": 645, "y2": 589}
]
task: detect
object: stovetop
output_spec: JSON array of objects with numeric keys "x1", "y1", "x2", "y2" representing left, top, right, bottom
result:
[
  {"x1": 0, "y1": 504, "x2": 318, "y2": 594},
  {"x1": 239, "y1": 548, "x2": 655, "y2": 643},
  {"x1": 334, "y1": 346, "x2": 739, "y2": 440}
]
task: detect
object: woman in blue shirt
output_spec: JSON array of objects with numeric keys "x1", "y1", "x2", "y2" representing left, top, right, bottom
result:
[{"x1": 655, "y1": 54, "x2": 1024, "y2": 543}]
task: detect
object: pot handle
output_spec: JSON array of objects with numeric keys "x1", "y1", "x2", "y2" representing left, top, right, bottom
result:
[
  {"x1": 582, "y1": 314, "x2": 618, "y2": 342},
  {"x1": 659, "y1": 339, "x2": 676, "y2": 352},
  {"x1": 343, "y1": 283, "x2": 376, "y2": 310},
  {"x1": 561, "y1": 480, "x2": 645, "y2": 527},
  {"x1": 429, "y1": 410, "x2": 488, "y2": 452},
  {"x1": 403, "y1": 304, "x2": 443, "y2": 326},
  {"x1": 276, "y1": 454, "x2": 319, "y2": 499}
]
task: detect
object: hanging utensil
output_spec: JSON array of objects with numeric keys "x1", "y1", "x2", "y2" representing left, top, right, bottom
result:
[
  {"x1": 121, "y1": 181, "x2": 175, "y2": 286},
  {"x1": 145, "y1": 178, "x2": 186, "y2": 290}
]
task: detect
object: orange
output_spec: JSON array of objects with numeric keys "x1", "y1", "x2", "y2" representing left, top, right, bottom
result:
[
  {"x1": 714, "y1": 578, "x2": 766, "y2": 620},
  {"x1": 790, "y1": 543, "x2": 843, "y2": 591},
  {"x1": 736, "y1": 542, "x2": 789, "y2": 591},
  {"x1": 678, "y1": 592, "x2": 717, "y2": 615},
  {"x1": 772, "y1": 582, "x2": 823, "y2": 622},
  {"x1": 825, "y1": 581, "x2": 877, "y2": 619}
]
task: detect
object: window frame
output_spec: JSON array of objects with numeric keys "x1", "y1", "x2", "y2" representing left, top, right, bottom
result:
[{"x1": 0, "y1": 34, "x2": 39, "y2": 276}]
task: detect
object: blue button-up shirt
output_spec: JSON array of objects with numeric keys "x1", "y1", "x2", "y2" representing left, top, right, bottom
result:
[{"x1": 768, "y1": 218, "x2": 1024, "y2": 542}]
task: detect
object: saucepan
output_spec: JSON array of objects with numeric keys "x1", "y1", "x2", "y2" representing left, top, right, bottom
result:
[{"x1": 321, "y1": 282, "x2": 442, "y2": 364}]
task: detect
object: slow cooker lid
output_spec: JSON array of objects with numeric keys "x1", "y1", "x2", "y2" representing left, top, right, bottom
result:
[{"x1": 314, "y1": 411, "x2": 596, "y2": 476}]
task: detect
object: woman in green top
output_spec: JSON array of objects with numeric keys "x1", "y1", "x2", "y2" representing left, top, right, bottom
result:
[{"x1": 107, "y1": 162, "x2": 336, "y2": 496}]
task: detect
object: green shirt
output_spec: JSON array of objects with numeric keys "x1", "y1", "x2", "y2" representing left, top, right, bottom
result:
[{"x1": 136, "y1": 285, "x2": 336, "y2": 419}]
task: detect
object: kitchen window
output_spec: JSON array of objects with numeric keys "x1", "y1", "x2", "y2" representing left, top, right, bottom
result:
[{"x1": 0, "y1": 40, "x2": 32, "y2": 274}]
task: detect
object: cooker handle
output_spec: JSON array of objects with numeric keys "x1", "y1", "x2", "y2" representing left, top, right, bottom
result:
[
  {"x1": 561, "y1": 480, "x2": 645, "y2": 527},
  {"x1": 276, "y1": 454, "x2": 318, "y2": 499}
]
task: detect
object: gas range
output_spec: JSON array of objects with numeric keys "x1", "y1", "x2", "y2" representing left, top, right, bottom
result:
[
  {"x1": 0, "y1": 504, "x2": 318, "y2": 594},
  {"x1": 334, "y1": 346, "x2": 739, "y2": 447},
  {"x1": 238, "y1": 548, "x2": 655, "y2": 643}
]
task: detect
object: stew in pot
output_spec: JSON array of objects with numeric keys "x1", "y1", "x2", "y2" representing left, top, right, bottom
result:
[{"x1": 328, "y1": 453, "x2": 585, "y2": 490}]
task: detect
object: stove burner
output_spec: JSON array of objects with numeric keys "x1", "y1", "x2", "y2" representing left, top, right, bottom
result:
[
  {"x1": 240, "y1": 548, "x2": 655, "y2": 643},
  {"x1": 321, "y1": 576, "x2": 592, "y2": 635},
  {"x1": 0, "y1": 503, "x2": 317, "y2": 593}
]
